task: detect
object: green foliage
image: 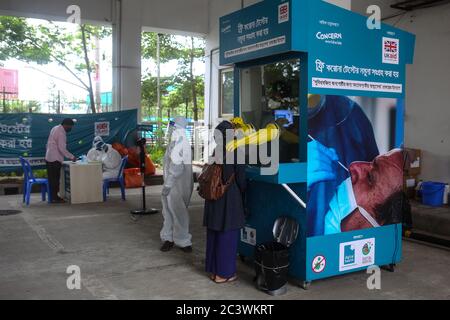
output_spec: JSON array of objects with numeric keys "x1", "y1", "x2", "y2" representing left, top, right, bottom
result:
[
  {"x1": 0, "y1": 16, "x2": 112, "y2": 114},
  {"x1": 142, "y1": 33, "x2": 180, "y2": 63},
  {"x1": 141, "y1": 33, "x2": 206, "y2": 121},
  {"x1": 2, "y1": 100, "x2": 41, "y2": 113},
  {"x1": 147, "y1": 145, "x2": 166, "y2": 167},
  {"x1": 0, "y1": 17, "x2": 110, "y2": 72},
  {"x1": 141, "y1": 75, "x2": 174, "y2": 118},
  {"x1": 33, "y1": 169, "x2": 48, "y2": 179},
  {"x1": 0, "y1": 168, "x2": 47, "y2": 179},
  {"x1": 0, "y1": 16, "x2": 52, "y2": 64}
]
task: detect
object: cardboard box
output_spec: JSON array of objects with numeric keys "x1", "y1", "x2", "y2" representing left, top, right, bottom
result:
[
  {"x1": 403, "y1": 174, "x2": 418, "y2": 199},
  {"x1": 404, "y1": 148, "x2": 421, "y2": 176}
]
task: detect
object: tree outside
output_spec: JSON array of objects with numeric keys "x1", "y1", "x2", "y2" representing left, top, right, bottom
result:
[
  {"x1": 0, "y1": 16, "x2": 112, "y2": 114},
  {"x1": 141, "y1": 33, "x2": 205, "y2": 125}
]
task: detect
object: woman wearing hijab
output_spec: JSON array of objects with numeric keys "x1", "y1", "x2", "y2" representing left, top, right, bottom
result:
[{"x1": 203, "y1": 121, "x2": 247, "y2": 283}]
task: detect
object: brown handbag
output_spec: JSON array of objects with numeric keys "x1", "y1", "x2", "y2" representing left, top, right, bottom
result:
[{"x1": 197, "y1": 163, "x2": 235, "y2": 201}]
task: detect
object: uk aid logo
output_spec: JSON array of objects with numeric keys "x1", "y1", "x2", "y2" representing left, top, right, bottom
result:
[{"x1": 382, "y1": 37, "x2": 400, "y2": 65}]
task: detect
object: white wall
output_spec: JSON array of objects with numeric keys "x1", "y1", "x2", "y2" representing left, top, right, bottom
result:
[
  {"x1": 142, "y1": 0, "x2": 208, "y2": 36},
  {"x1": 353, "y1": 1, "x2": 450, "y2": 183},
  {"x1": 0, "y1": 0, "x2": 209, "y2": 33},
  {"x1": 0, "y1": 0, "x2": 112, "y2": 24}
]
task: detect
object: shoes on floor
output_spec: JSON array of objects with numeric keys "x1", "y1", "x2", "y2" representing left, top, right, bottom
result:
[
  {"x1": 180, "y1": 246, "x2": 193, "y2": 253},
  {"x1": 160, "y1": 241, "x2": 174, "y2": 252},
  {"x1": 51, "y1": 198, "x2": 66, "y2": 204}
]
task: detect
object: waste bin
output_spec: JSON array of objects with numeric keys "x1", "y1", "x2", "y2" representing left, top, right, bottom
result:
[
  {"x1": 254, "y1": 216, "x2": 299, "y2": 296},
  {"x1": 421, "y1": 182, "x2": 446, "y2": 207}
]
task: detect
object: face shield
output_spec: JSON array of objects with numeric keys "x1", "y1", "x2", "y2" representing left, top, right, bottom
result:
[
  {"x1": 93, "y1": 136, "x2": 104, "y2": 150},
  {"x1": 165, "y1": 121, "x2": 176, "y2": 141},
  {"x1": 96, "y1": 142, "x2": 106, "y2": 151}
]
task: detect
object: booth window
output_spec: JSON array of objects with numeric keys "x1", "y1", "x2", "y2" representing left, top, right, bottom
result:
[
  {"x1": 240, "y1": 59, "x2": 300, "y2": 163},
  {"x1": 219, "y1": 68, "x2": 234, "y2": 116}
]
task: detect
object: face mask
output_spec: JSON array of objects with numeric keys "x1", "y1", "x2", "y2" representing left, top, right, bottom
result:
[{"x1": 324, "y1": 177, "x2": 380, "y2": 235}]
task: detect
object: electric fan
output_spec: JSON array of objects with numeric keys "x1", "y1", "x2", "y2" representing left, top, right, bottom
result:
[{"x1": 124, "y1": 125, "x2": 159, "y2": 215}]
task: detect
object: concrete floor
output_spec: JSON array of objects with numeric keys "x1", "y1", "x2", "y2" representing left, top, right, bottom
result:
[{"x1": 1, "y1": 187, "x2": 449, "y2": 300}]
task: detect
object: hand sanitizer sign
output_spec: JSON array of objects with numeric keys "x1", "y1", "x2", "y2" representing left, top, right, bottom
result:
[{"x1": 339, "y1": 238, "x2": 375, "y2": 272}]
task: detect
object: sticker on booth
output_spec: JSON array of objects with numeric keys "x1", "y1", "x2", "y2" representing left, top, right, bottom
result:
[
  {"x1": 278, "y1": 2, "x2": 289, "y2": 24},
  {"x1": 339, "y1": 238, "x2": 375, "y2": 272},
  {"x1": 382, "y1": 37, "x2": 399, "y2": 65},
  {"x1": 95, "y1": 121, "x2": 110, "y2": 137},
  {"x1": 312, "y1": 255, "x2": 326, "y2": 273},
  {"x1": 241, "y1": 227, "x2": 256, "y2": 246}
]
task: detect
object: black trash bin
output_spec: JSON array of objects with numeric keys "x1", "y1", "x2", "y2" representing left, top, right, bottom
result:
[{"x1": 254, "y1": 216, "x2": 299, "y2": 296}]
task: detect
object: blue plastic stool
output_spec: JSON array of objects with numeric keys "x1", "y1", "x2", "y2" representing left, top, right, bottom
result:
[
  {"x1": 19, "y1": 157, "x2": 51, "y2": 205},
  {"x1": 103, "y1": 156, "x2": 128, "y2": 202}
]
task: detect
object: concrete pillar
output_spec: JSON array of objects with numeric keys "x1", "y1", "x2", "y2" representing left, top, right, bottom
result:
[{"x1": 112, "y1": 0, "x2": 143, "y2": 118}]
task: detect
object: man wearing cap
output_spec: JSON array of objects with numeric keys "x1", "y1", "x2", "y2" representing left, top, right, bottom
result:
[{"x1": 45, "y1": 118, "x2": 77, "y2": 203}]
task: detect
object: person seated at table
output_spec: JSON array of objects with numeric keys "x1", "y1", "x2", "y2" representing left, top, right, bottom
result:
[{"x1": 87, "y1": 136, "x2": 122, "y2": 179}]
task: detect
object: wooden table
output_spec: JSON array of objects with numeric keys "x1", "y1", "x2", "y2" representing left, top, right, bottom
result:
[{"x1": 60, "y1": 161, "x2": 103, "y2": 204}]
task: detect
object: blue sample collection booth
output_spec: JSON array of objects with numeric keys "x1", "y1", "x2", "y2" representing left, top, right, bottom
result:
[{"x1": 219, "y1": 0, "x2": 415, "y2": 287}]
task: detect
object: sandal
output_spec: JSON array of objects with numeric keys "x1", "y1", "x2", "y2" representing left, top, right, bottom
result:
[{"x1": 214, "y1": 275, "x2": 237, "y2": 284}]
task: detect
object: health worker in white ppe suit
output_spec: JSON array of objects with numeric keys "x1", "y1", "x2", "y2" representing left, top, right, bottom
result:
[
  {"x1": 87, "y1": 136, "x2": 122, "y2": 179},
  {"x1": 160, "y1": 117, "x2": 194, "y2": 253}
]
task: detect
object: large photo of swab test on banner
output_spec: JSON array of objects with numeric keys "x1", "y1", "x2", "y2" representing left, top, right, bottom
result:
[{"x1": 307, "y1": 95, "x2": 405, "y2": 237}]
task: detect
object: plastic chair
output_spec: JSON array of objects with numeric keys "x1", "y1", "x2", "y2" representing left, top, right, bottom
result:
[
  {"x1": 103, "y1": 156, "x2": 128, "y2": 201},
  {"x1": 19, "y1": 157, "x2": 51, "y2": 205}
]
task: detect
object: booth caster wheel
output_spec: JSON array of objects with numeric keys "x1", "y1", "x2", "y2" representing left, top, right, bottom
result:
[
  {"x1": 299, "y1": 281, "x2": 311, "y2": 290},
  {"x1": 382, "y1": 264, "x2": 396, "y2": 272}
]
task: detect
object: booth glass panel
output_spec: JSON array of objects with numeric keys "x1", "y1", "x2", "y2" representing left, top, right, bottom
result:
[
  {"x1": 220, "y1": 68, "x2": 235, "y2": 116},
  {"x1": 240, "y1": 59, "x2": 301, "y2": 163}
]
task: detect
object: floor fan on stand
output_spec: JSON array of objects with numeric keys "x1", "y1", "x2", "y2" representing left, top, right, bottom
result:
[{"x1": 124, "y1": 125, "x2": 158, "y2": 215}]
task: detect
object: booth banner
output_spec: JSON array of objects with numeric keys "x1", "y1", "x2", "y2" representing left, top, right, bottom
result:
[
  {"x1": 220, "y1": 0, "x2": 292, "y2": 65},
  {"x1": 220, "y1": 0, "x2": 415, "y2": 98},
  {"x1": 305, "y1": 0, "x2": 415, "y2": 98},
  {"x1": 0, "y1": 110, "x2": 137, "y2": 171},
  {"x1": 307, "y1": 95, "x2": 404, "y2": 238}
]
